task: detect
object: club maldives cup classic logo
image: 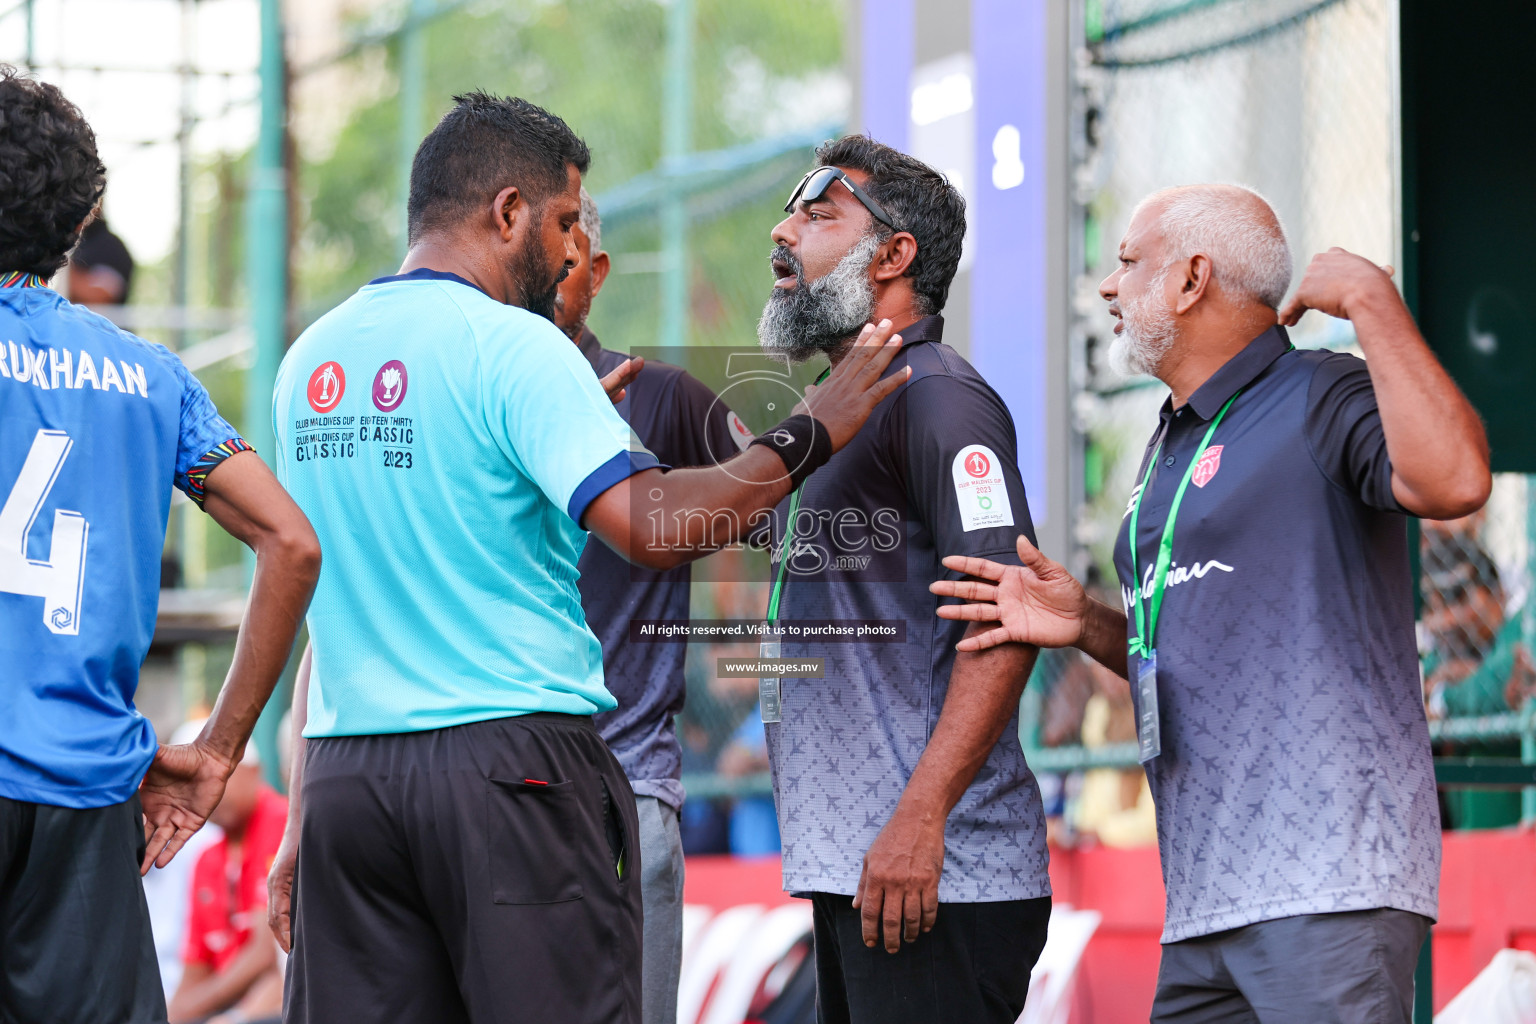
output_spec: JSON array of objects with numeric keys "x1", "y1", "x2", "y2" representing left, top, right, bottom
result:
[
  {"x1": 372, "y1": 360, "x2": 409, "y2": 412},
  {"x1": 963, "y1": 449, "x2": 991, "y2": 478},
  {"x1": 1192, "y1": 445, "x2": 1223, "y2": 488},
  {"x1": 307, "y1": 361, "x2": 346, "y2": 413}
]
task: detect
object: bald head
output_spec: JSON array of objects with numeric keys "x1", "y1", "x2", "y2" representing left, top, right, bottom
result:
[{"x1": 1132, "y1": 184, "x2": 1291, "y2": 309}]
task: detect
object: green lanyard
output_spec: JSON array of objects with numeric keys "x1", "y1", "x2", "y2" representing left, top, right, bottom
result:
[
  {"x1": 1126, "y1": 391, "x2": 1241, "y2": 658},
  {"x1": 766, "y1": 488, "x2": 802, "y2": 622},
  {"x1": 765, "y1": 367, "x2": 829, "y2": 623}
]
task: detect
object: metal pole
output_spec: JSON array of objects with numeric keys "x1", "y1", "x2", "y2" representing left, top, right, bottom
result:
[
  {"x1": 1525, "y1": 476, "x2": 1536, "y2": 824},
  {"x1": 245, "y1": 0, "x2": 285, "y2": 469},
  {"x1": 658, "y1": 0, "x2": 694, "y2": 347},
  {"x1": 398, "y1": 0, "x2": 430, "y2": 258},
  {"x1": 245, "y1": 0, "x2": 289, "y2": 788},
  {"x1": 23, "y1": 0, "x2": 33, "y2": 70},
  {"x1": 1523, "y1": 697, "x2": 1535, "y2": 824},
  {"x1": 174, "y1": 0, "x2": 196, "y2": 352}
]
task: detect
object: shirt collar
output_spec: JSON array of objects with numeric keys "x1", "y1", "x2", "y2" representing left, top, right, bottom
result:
[
  {"x1": 894, "y1": 313, "x2": 944, "y2": 348},
  {"x1": 366, "y1": 267, "x2": 488, "y2": 296},
  {"x1": 1180, "y1": 325, "x2": 1292, "y2": 420},
  {"x1": 1, "y1": 271, "x2": 49, "y2": 289},
  {"x1": 576, "y1": 326, "x2": 603, "y2": 371}
]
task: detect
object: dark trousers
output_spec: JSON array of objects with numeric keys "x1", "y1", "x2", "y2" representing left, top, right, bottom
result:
[
  {"x1": 0, "y1": 794, "x2": 166, "y2": 1024},
  {"x1": 810, "y1": 891, "x2": 1051, "y2": 1024},
  {"x1": 284, "y1": 713, "x2": 643, "y2": 1024},
  {"x1": 1152, "y1": 909, "x2": 1433, "y2": 1024}
]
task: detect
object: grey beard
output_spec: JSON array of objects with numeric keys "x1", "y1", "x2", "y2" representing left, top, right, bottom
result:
[
  {"x1": 757, "y1": 234, "x2": 880, "y2": 362},
  {"x1": 1108, "y1": 268, "x2": 1177, "y2": 378}
]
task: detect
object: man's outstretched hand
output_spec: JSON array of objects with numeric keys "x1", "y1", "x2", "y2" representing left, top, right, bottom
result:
[
  {"x1": 138, "y1": 741, "x2": 237, "y2": 874},
  {"x1": 794, "y1": 320, "x2": 911, "y2": 452},
  {"x1": 931, "y1": 534, "x2": 1090, "y2": 652}
]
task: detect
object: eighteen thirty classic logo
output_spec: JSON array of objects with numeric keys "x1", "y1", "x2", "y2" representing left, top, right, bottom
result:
[{"x1": 372, "y1": 360, "x2": 408, "y2": 412}]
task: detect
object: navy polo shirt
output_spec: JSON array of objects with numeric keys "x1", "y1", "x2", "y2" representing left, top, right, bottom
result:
[
  {"x1": 1113, "y1": 325, "x2": 1438, "y2": 943},
  {"x1": 575, "y1": 328, "x2": 747, "y2": 810},
  {"x1": 765, "y1": 314, "x2": 1051, "y2": 903}
]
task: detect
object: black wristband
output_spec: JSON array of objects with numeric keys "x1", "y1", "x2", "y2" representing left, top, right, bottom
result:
[{"x1": 749, "y1": 414, "x2": 834, "y2": 490}]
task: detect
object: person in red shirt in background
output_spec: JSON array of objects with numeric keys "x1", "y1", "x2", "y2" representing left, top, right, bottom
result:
[{"x1": 168, "y1": 744, "x2": 288, "y2": 1024}]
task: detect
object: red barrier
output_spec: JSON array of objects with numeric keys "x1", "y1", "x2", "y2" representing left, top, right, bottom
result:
[
  {"x1": 687, "y1": 828, "x2": 1536, "y2": 1022},
  {"x1": 684, "y1": 854, "x2": 795, "y2": 910},
  {"x1": 1048, "y1": 828, "x2": 1536, "y2": 1022}
]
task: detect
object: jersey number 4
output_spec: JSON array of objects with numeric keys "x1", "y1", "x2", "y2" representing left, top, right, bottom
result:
[{"x1": 1, "y1": 429, "x2": 89, "y2": 635}]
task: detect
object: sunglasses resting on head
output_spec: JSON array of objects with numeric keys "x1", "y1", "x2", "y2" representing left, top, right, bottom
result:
[{"x1": 785, "y1": 166, "x2": 903, "y2": 233}]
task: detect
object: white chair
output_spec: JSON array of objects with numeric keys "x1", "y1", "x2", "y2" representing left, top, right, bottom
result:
[
  {"x1": 699, "y1": 903, "x2": 814, "y2": 1024},
  {"x1": 676, "y1": 904, "x2": 765, "y2": 1024},
  {"x1": 679, "y1": 903, "x2": 715, "y2": 979},
  {"x1": 1019, "y1": 905, "x2": 1102, "y2": 1024}
]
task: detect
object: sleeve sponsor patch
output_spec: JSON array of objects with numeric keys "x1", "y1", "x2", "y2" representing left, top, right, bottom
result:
[
  {"x1": 951, "y1": 444, "x2": 1014, "y2": 532},
  {"x1": 727, "y1": 410, "x2": 754, "y2": 451}
]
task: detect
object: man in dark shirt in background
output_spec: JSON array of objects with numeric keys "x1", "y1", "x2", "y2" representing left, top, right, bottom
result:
[
  {"x1": 555, "y1": 187, "x2": 751, "y2": 1024},
  {"x1": 67, "y1": 214, "x2": 135, "y2": 305}
]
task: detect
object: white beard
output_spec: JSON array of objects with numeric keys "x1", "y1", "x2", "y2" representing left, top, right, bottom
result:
[
  {"x1": 757, "y1": 233, "x2": 881, "y2": 362},
  {"x1": 1108, "y1": 271, "x2": 1177, "y2": 378}
]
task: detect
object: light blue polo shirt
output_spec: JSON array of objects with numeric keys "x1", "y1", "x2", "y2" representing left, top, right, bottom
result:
[{"x1": 273, "y1": 269, "x2": 659, "y2": 738}]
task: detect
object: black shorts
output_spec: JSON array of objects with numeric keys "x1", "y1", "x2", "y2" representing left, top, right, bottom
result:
[
  {"x1": 811, "y1": 891, "x2": 1052, "y2": 1024},
  {"x1": 0, "y1": 794, "x2": 166, "y2": 1024},
  {"x1": 284, "y1": 713, "x2": 643, "y2": 1024}
]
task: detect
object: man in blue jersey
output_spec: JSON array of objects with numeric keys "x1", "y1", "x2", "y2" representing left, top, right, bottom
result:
[
  {"x1": 266, "y1": 92, "x2": 907, "y2": 1024},
  {"x1": 0, "y1": 67, "x2": 321, "y2": 1024}
]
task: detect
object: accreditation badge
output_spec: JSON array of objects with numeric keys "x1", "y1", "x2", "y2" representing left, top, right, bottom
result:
[
  {"x1": 759, "y1": 639, "x2": 782, "y2": 723},
  {"x1": 1136, "y1": 650, "x2": 1162, "y2": 763}
]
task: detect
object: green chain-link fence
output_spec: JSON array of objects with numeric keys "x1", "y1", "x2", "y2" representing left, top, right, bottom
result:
[{"x1": 1044, "y1": 0, "x2": 1535, "y2": 856}]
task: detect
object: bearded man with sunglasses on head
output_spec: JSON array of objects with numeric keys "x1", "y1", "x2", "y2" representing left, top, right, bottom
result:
[{"x1": 757, "y1": 136, "x2": 1051, "y2": 1024}]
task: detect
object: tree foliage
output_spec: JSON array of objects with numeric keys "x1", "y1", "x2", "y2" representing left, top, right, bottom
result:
[{"x1": 296, "y1": 0, "x2": 847, "y2": 350}]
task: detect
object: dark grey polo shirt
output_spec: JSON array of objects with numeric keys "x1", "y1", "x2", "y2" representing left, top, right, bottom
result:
[
  {"x1": 576, "y1": 328, "x2": 746, "y2": 810},
  {"x1": 765, "y1": 314, "x2": 1051, "y2": 903},
  {"x1": 1113, "y1": 325, "x2": 1438, "y2": 943}
]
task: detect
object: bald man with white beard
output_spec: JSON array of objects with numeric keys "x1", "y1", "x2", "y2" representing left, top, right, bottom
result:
[{"x1": 933, "y1": 185, "x2": 1490, "y2": 1023}]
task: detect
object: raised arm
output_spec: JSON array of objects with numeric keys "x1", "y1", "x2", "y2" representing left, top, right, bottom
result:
[
  {"x1": 1279, "y1": 248, "x2": 1491, "y2": 519},
  {"x1": 583, "y1": 323, "x2": 910, "y2": 569},
  {"x1": 138, "y1": 452, "x2": 320, "y2": 873},
  {"x1": 931, "y1": 534, "x2": 1130, "y2": 679}
]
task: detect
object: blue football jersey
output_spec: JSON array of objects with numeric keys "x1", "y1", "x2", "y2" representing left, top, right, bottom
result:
[{"x1": 0, "y1": 280, "x2": 247, "y2": 809}]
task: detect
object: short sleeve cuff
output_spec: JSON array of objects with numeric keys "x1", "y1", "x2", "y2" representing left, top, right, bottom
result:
[
  {"x1": 567, "y1": 450, "x2": 664, "y2": 525},
  {"x1": 180, "y1": 437, "x2": 253, "y2": 508}
]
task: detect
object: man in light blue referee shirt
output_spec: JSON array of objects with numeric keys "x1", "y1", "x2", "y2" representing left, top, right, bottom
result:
[{"x1": 268, "y1": 93, "x2": 911, "y2": 1024}]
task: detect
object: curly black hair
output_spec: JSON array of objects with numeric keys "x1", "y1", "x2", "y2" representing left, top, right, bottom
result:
[
  {"x1": 814, "y1": 135, "x2": 966, "y2": 315},
  {"x1": 407, "y1": 91, "x2": 590, "y2": 244},
  {"x1": 0, "y1": 65, "x2": 106, "y2": 278}
]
